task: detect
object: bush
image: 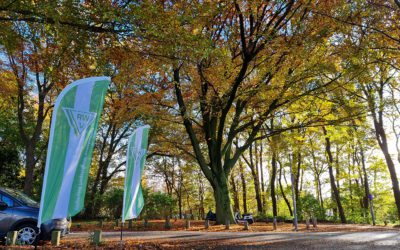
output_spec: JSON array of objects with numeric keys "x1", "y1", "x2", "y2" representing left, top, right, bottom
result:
[
  {"x1": 103, "y1": 188, "x2": 124, "y2": 219},
  {"x1": 143, "y1": 190, "x2": 176, "y2": 219},
  {"x1": 298, "y1": 193, "x2": 325, "y2": 220}
]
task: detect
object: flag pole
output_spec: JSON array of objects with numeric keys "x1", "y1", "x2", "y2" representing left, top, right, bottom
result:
[
  {"x1": 120, "y1": 218, "x2": 124, "y2": 248},
  {"x1": 120, "y1": 218, "x2": 123, "y2": 241}
]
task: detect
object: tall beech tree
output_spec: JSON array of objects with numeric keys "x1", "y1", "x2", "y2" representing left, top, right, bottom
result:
[{"x1": 143, "y1": 0, "x2": 345, "y2": 223}]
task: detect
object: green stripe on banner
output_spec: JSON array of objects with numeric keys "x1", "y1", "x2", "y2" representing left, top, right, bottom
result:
[
  {"x1": 42, "y1": 86, "x2": 77, "y2": 222},
  {"x1": 68, "y1": 80, "x2": 109, "y2": 215}
]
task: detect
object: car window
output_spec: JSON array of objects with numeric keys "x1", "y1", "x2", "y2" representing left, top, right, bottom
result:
[
  {"x1": 0, "y1": 194, "x2": 14, "y2": 207},
  {"x1": 2, "y1": 188, "x2": 38, "y2": 207}
]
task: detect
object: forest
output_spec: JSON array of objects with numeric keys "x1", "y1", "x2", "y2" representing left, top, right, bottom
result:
[{"x1": 1, "y1": 0, "x2": 400, "y2": 226}]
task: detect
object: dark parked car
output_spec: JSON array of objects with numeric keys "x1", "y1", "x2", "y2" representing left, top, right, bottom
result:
[
  {"x1": 205, "y1": 210, "x2": 254, "y2": 224},
  {"x1": 0, "y1": 187, "x2": 68, "y2": 245},
  {"x1": 205, "y1": 210, "x2": 217, "y2": 221}
]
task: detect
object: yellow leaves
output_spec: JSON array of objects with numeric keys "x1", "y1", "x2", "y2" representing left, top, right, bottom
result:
[
  {"x1": 0, "y1": 71, "x2": 18, "y2": 98},
  {"x1": 89, "y1": 63, "x2": 97, "y2": 70},
  {"x1": 192, "y1": 28, "x2": 200, "y2": 35},
  {"x1": 109, "y1": 176, "x2": 125, "y2": 188},
  {"x1": 324, "y1": 112, "x2": 337, "y2": 121}
]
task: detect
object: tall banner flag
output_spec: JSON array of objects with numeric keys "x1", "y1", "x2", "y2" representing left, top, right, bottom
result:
[
  {"x1": 122, "y1": 125, "x2": 150, "y2": 222},
  {"x1": 38, "y1": 77, "x2": 110, "y2": 226}
]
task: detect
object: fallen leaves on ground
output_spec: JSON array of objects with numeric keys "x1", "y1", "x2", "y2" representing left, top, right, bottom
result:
[
  {"x1": 70, "y1": 219, "x2": 399, "y2": 233},
  {"x1": 1, "y1": 222, "x2": 398, "y2": 249}
]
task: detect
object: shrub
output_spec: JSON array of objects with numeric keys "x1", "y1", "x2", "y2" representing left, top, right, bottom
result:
[
  {"x1": 143, "y1": 190, "x2": 176, "y2": 219},
  {"x1": 298, "y1": 193, "x2": 325, "y2": 220}
]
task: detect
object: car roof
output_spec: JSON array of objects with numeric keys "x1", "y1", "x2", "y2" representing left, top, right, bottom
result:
[
  {"x1": 0, "y1": 187, "x2": 17, "y2": 195},
  {"x1": 0, "y1": 187, "x2": 20, "y2": 203}
]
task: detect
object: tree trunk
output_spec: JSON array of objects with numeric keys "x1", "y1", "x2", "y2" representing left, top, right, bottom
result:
[
  {"x1": 230, "y1": 174, "x2": 240, "y2": 212},
  {"x1": 250, "y1": 147, "x2": 263, "y2": 214},
  {"x1": 317, "y1": 174, "x2": 324, "y2": 209},
  {"x1": 213, "y1": 174, "x2": 235, "y2": 224},
  {"x1": 16, "y1": 70, "x2": 47, "y2": 196},
  {"x1": 271, "y1": 152, "x2": 278, "y2": 217},
  {"x1": 252, "y1": 172, "x2": 263, "y2": 214},
  {"x1": 239, "y1": 161, "x2": 247, "y2": 214},
  {"x1": 243, "y1": 144, "x2": 263, "y2": 214},
  {"x1": 359, "y1": 142, "x2": 375, "y2": 226},
  {"x1": 311, "y1": 143, "x2": 324, "y2": 209},
  {"x1": 373, "y1": 121, "x2": 400, "y2": 220},
  {"x1": 260, "y1": 142, "x2": 266, "y2": 210},
  {"x1": 198, "y1": 171, "x2": 205, "y2": 219},
  {"x1": 335, "y1": 144, "x2": 341, "y2": 190},
  {"x1": 278, "y1": 163, "x2": 293, "y2": 216},
  {"x1": 349, "y1": 151, "x2": 354, "y2": 212},
  {"x1": 300, "y1": 168, "x2": 304, "y2": 193},
  {"x1": 86, "y1": 159, "x2": 109, "y2": 218},
  {"x1": 323, "y1": 127, "x2": 346, "y2": 223},
  {"x1": 294, "y1": 152, "x2": 301, "y2": 203},
  {"x1": 314, "y1": 172, "x2": 324, "y2": 209},
  {"x1": 178, "y1": 193, "x2": 183, "y2": 219},
  {"x1": 23, "y1": 144, "x2": 36, "y2": 195},
  {"x1": 86, "y1": 164, "x2": 103, "y2": 218}
]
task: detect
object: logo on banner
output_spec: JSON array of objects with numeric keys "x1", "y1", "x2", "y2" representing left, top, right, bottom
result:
[
  {"x1": 131, "y1": 148, "x2": 147, "y2": 163},
  {"x1": 63, "y1": 108, "x2": 97, "y2": 136}
]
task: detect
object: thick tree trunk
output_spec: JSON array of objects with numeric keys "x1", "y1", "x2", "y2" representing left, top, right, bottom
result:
[
  {"x1": 17, "y1": 74, "x2": 47, "y2": 196},
  {"x1": 323, "y1": 127, "x2": 346, "y2": 223},
  {"x1": 23, "y1": 144, "x2": 36, "y2": 195},
  {"x1": 213, "y1": 175, "x2": 235, "y2": 224},
  {"x1": 99, "y1": 175, "x2": 110, "y2": 195}
]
